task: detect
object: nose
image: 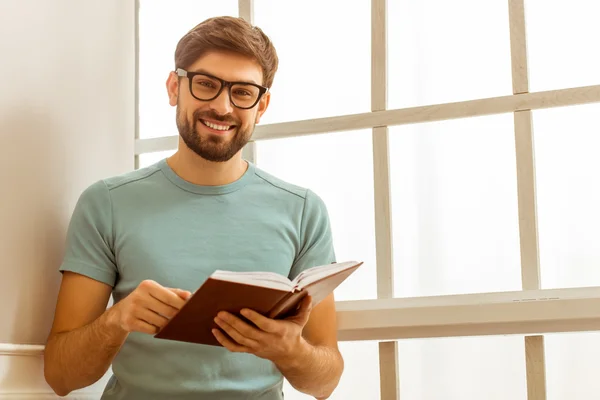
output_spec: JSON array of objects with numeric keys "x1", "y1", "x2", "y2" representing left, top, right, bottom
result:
[{"x1": 209, "y1": 87, "x2": 234, "y2": 115}]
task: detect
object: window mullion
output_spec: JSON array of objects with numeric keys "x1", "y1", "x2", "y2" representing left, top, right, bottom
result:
[
  {"x1": 509, "y1": 0, "x2": 547, "y2": 398},
  {"x1": 239, "y1": 0, "x2": 257, "y2": 164},
  {"x1": 372, "y1": 0, "x2": 400, "y2": 398}
]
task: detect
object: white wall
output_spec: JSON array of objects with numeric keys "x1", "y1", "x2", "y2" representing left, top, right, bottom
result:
[{"x1": 0, "y1": 0, "x2": 135, "y2": 397}]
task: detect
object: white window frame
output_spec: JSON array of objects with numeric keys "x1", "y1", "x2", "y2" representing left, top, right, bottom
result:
[{"x1": 134, "y1": 0, "x2": 600, "y2": 398}]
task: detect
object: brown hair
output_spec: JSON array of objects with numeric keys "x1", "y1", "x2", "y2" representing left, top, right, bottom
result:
[{"x1": 174, "y1": 16, "x2": 278, "y2": 88}]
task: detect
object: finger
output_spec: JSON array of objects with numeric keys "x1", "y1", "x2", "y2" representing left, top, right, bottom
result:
[
  {"x1": 169, "y1": 288, "x2": 192, "y2": 300},
  {"x1": 136, "y1": 307, "x2": 169, "y2": 330},
  {"x1": 240, "y1": 309, "x2": 280, "y2": 333},
  {"x1": 142, "y1": 280, "x2": 187, "y2": 310},
  {"x1": 217, "y1": 312, "x2": 267, "y2": 342},
  {"x1": 300, "y1": 295, "x2": 313, "y2": 313},
  {"x1": 131, "y1": 316, "x2": 162, "y2": 335},
  {"x1": 298, "y1": 295, "x2": 313, "y2": 313},
  {"x1": 212, "y1": 329, "x2": 251, "y2": 353},
  {"x1": 144, "y1": 294, "x2": 180, "y2": 320},
  {"x1": 286, "y1": 295, "x2": 313, "y2": 325},
  {"x1": 214, "y1": 316, "x2": 260, "y2": 349}
]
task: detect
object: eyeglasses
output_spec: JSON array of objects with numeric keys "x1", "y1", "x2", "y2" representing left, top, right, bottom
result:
[{"x1": 176, "y1": 68, "x2": 268, "y2": 110}]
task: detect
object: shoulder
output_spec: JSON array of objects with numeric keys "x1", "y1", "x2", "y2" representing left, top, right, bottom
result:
[
  {"x1": 102, "y1": 163, "x2": 162, "y2": 192},
  {"x1": 75, "y1": 163, "x2": 162, "y2": 212},
  {"x1": 253, "y1": 166, "x2": 308, "y2": 200},
  {"x1": 252, "y1": 165, "x2": 329, "y2": 216},
  {"x1": 80, "y1": 163, "x2": 162, "y2": 199}
]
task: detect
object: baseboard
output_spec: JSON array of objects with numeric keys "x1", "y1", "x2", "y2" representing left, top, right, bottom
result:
[
  {"x1": 0, "y1": 394, "x2": 101, "y2": 399},
  {"x1": 0, "y1": 344, "x2": 44, "y2": 356},
  {"x1": 0, "y1": 344, "x2": 107, "y2": 399}
]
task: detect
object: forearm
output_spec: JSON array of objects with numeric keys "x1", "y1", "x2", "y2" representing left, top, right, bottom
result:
[
  {"x1": 44, "y1": 308, "x2": 128, "y2": 396},
  {"x1": 276, "y1": 339, "x2": 344, "y2": 399}
]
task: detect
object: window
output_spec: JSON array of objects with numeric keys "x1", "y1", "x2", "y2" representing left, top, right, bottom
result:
[
  {"x1": 534, "y1": 104, "x2": 600, "y2": 289},
  {"x1": 546, "y1": 332, "x2": 600, "y2": 400},
  {"x1": 398, "y1": 336, "x2": 527, "y2": 399},
  {"x1": 388, "y1": 0, "x2": 512, "y2": 108},
  {"x1": 135, "y1": 1, "x2": 600, "y2": 399},
  {"x1": 253, "y1": 0, "x2": 371, "y2": 123},
  {"x1": 390, "y1": 114, "x2": 521, "y2": 297},
  {"x1": 526, "y1": 0, "x2": 600, "y2": 92}
]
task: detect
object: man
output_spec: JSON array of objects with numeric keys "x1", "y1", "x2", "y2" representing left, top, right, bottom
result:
[{"x1": 43, "y1": 16, "x2": 344, "y2": 400}]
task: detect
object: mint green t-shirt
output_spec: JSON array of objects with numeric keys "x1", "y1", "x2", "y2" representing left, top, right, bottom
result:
[{"x1": 58, "y1": 159, "x2": 336, "y2": 400}]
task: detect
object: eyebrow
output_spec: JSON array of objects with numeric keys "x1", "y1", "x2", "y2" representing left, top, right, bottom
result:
[{"x1": 190, "y1": 68, "x2": 259, "y2": 85}]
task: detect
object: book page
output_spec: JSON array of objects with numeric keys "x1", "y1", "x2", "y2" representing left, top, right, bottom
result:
[
  {"x1": 294, "y1": 261, "x2": 360, "y2": 289},
  {"x1": 211, "y1": 270, "x2": 293, "y2": 291}
]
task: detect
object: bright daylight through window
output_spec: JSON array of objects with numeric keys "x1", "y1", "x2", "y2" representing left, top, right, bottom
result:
[{"x1": 137, "y1": 0, "x2": 600, "y2": 398}]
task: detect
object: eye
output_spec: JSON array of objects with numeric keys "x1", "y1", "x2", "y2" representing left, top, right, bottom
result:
[
  {"x1": 233, "y1": 89, "x2": 252, "y2": 97},
  {"x1": 196, "y1": 80, "x2": 216, "y2": 88}
]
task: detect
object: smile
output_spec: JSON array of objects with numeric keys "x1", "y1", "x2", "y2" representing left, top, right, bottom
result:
[{"x1": 200, "y1": 119, "x2": 234, "y2": 131}]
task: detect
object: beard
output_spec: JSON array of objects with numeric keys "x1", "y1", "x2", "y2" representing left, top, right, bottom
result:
[{"x1": 176, "y1": 106, "x2": 253, "y2": 162}]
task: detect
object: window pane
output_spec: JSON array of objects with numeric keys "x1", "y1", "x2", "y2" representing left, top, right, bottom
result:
[
  {"x1": 546, "y1": 332, "x2": 600, "y2": 400},
  {"x1": 138, "y1": 149, "x2": 176, "y2": 169},
  {"x1": 253, "y1": 0, "x2": 370, "y2": 124},
  {"x1": 388, "y1": 0, "x2": 512, "y2": 109},
  {"x1": 138, "y1": 0, "x2": 238, "y2": 139},
  {"x1": 527, "y1": 0, "x2": 600, "y2": 92},
  {"x1": 256, "y1": 130, "x2": 377, "y2": 301},
  {"x1": 284, "y1": 341, "x2": 380, "y2": 399},
  {"x1": 534, "y1": 104, "x2": 600, "y2": 289},
  {"x1": 398, "y1": 336, "x2": 527, "y2": 399},
  {"x1": 390, "y1": 114, "x2": 522, "y2": 297}
]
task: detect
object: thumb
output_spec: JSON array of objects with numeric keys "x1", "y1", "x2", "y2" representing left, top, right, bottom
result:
[
  {"x1": 299, "y1": 295, "x2": 313, "y2": 315},
  {"x1": 288, "y1": 295, "x2": 313, "y2": 325},
  {"x1": 169, "y1": 288, "x2": 192, "y2": 300}
]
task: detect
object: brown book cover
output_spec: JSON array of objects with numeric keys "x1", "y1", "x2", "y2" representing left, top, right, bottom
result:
[{"x1": 154, "y1": 261, "x2": 362, "y2": 346}]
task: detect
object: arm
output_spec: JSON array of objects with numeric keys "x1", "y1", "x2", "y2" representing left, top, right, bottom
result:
[
  {"x1": 279, "y1": 189, "x2": 343, "y2": 397},
  {"x1": 44, "y1": 273, "x2": 191, "y2": 396},
  {"x1": 43, "y1": 272, "x2": 127, "y2": 396},
  {"x1": 44, "y1": 180, "x2": 190, "y2": 396},
  {"x1": 274, "y1": 293, "x2": 343, "y2": 399}
]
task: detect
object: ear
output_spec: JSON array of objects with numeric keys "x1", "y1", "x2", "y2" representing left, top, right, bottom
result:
[
  {"x1": 254, "y1": 92, "x2": 271, "y2": 124},
  {"x1": 166, "y1": 71, "x2": 179, "y2": 107}
]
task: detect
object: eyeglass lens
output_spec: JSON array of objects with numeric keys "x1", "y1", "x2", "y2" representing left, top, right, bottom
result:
[{"x1": 191, "y1": 74, "x2": 260, "y2": 108}]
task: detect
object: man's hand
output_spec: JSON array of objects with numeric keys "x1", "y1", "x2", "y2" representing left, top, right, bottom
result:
[
  {"x1": 212, "y1": 295, "x2": 313, "y2": 366},
  {"x1": 215, "y1": 293, "x2": 344, "y2": 399},
  {"x1": 107, "y1": 280, "x2": 192, "y2": 335}
]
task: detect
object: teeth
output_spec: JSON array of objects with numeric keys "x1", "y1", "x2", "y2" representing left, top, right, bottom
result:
[{"x1": 201, "y1": 119, "x2": 231, "y2": 131}]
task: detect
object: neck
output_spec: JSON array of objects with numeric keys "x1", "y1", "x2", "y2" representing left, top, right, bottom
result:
[{"x1": 166, "y1": 142, "x2": 248, "y2": 186}]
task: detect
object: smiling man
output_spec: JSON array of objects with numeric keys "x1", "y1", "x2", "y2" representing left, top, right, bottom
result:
[{"x1": 43, "y1": 16, "x2": 344, "y2": 400}]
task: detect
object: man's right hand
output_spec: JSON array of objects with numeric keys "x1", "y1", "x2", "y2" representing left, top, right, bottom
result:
[{"x1": 107, "y1": 280, "x2": 191, "y2": 335}]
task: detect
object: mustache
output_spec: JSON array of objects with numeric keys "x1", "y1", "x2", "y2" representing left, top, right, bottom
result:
[{"x1": 194, "y1": 110, "x2": 240, "y2": 126}]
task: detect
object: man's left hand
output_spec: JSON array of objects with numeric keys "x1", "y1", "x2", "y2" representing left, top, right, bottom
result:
[{"x1": 212, "y1": 295, "x2": 313, "y2": 366}]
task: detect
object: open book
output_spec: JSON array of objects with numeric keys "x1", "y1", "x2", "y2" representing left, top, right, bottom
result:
[{"x1": 154, "y1": 260, "x2": 362, "y2": 346}]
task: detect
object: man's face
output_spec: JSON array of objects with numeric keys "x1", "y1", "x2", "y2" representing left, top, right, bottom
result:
[{"x1": 167, "y1": 51, "x2": 269, "y2": 162}]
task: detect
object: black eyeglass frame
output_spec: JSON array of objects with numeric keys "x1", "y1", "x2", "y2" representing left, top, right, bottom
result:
[{"x1": 175, "y1": 68, "x2": 269, "y2": 110}]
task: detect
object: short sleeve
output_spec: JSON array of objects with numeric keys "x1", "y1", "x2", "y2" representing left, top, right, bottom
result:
[
  {"x1": 289, "y1": 189, "x2": 337, "y2": 280},
  {"x1": 59, "y1": 180, "x2": 118, "y2": 287}
]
